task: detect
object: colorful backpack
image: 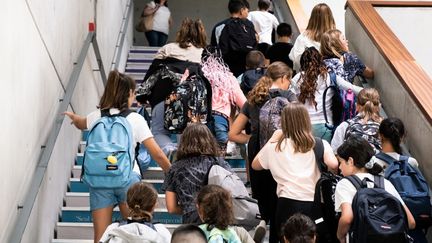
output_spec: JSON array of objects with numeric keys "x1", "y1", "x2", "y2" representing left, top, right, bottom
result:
[
  {"x1": 344, "y1": 115, "x2": 381, "y2": 151},
  {"x1": 82, "y1": 110, "x2": 134, "y2": 189}
]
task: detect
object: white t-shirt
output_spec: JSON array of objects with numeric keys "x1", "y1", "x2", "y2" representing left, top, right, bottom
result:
[
  {"x1": 247, "y1": 11, "x2": 279, "y2": 45},
  {"x1": 150, "y1": 2, "x2": 170, "y2": 35},
  {"x1": 155, "y1": 42, "x2": 203, "y2": 63},
  {"x1": 86, "y1": 108, "x2": 153, "y2": 173},
  {"x1": 334, "y1": 172, "x2": 404, "y2": 213},
  {"x1": 100, "y1": 222, "x2": 171, "y2": 243},
  {"x1": 289, "y1": 32, "x2": 320, "y2": 72},
  {"x1": 256, "y1": 130, "x2": 336, "y2": 201},
  {"x1": 291, "y1": 72, "x2": 363, "y2": 125}
]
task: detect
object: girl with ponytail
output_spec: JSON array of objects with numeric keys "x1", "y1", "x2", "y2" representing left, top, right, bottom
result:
[
  {"x1": 100, "y1": 182, "x2": 171, "y2": 242},
  {"x1": 331, "y1": 88, "x2": 383, "y2": 151},
  {"x1": 229, "y1": 61, "x2": 296, "y2": 242}
]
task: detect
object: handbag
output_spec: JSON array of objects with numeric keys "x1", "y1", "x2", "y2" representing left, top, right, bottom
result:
[{"x1": 135, "y1": 4, "x2": 160, "y2": 32}]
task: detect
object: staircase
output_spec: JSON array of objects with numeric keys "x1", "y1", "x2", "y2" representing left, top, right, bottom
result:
[{"x1": 52, "y1": 46, "x2": 248, "y2": 242}]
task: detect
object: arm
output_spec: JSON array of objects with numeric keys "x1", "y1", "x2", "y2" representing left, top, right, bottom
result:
[
  {"x1": 323, "y1": 141, "x2": 339, "y2": 174},
  {"x1": 165, "y1": 191, "x2": 183, "y2": 214},
  {"x1": 335, "y1": 75, "x2": 363, "y2": 95},
  {"x1": 142, "y1": 137, "x2": 171, "y2": 172},
  {"x1": 64, "y1": 111, "x2": 87, "y2": 130},
  {"x1": 228, "y1": 113, "x2": 251, "y2": 144},
  {"x1": 362, "y1": 67, "x2": 374, "y2": 79},
  {"x1": 337, "y1": 203, "x2": 353, "y2": 243},
  {"x1": 330, "y1": 122, "x2": 348, "y2": 153},
  {"x1": 403, "y1": 204, "x2": 416, "y2": 230},
  {"x1": 251, "y1": 156, "x2": 264, "y2": 171},
  {"x1": 142, "y1": 3, "x2": 159, "y2": 16}
]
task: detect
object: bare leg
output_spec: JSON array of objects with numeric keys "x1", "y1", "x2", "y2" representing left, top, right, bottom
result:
[
  {"x1": 119, "y1": 202, "x2": 130, "y2": 219},
  {"x1": 92, "y1": 206, "x2": 114, "y2": 243}
]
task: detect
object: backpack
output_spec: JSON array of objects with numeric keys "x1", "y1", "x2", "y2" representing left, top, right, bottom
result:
[
  {"x1": 199, "y1": 224, "x2": 242, "y2": 243},
  {"x1": 135, "y1": 106, "x2": 152, "y2": 177},
  {"x1": 312, "y1": 137, "x2": 342, "y2": 243},
  {"x1": 240, "y1": 68, "x2": 266, "y2": 95},
  {"x1": 376, "y1": 152, "x2": 432, "y2": 229},
  {"x1": 258, "y1": 96, "x2": 289, "y2": 148},
  {"x1": 344, "y1": 116, "x2": 381, "y2": 151},
  {"x1": 207, "y1": 161, "x2": 261, "y2": 231},
  {"x1": 323, "y1": 71, "x2": 356, "y2": 133},
  {"x1": 219, "y1": 18, "x2": 257, "y2": 54},
  {"x1": 164, "y1": 73, "x2": 209, "y2": 133},
  {"x1": 346, "y1": 175, "x2": 410, "y2": 243},
  {"x1": 101, "y1": 221, "x2": 165, "y2": 243},
  {"x1": 82, "y1": 110, "x2": 134, "y2": 189}
]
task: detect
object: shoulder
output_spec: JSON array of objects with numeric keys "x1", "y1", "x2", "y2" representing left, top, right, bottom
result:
[{"x1": 154, "y1": 224, "x2": 172, "y2": 241}]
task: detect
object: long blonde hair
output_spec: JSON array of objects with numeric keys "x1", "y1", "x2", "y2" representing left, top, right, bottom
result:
[
  {"x1": 247, "y1": 62, "x2": 292, "y2": 105},
  {"x1": 357, "y1": 88, "x2": 382, "y2": 123},
  {"x1": 320, "y1": 29, "x2": 345, "y2": 59},
  {"x1": 276, "y1": 102, "x2": 315, "y2": 153},
  {"x1": 305, "y1": 3, "x2": 336, "y2": 42}
]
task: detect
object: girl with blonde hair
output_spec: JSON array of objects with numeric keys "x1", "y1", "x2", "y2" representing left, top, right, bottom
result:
[
  {"x1": 229, "y1": 62, "x2": 296, "y2": 242},
  {"x1": 252, "y1": 102, "x2": 338, "y2": 242},
  {"x1": 321, "y1": 29, "x2": 374, "y2": 83},
  {"x1": 331, "y1": 88, "x2": 383, "y2": 152},
  {"x1": 99, "y1": 182, "x2": 171, "y2": 242},
  {"x1": 289, "y1": 3, "x2": 336, "y2": 72}
]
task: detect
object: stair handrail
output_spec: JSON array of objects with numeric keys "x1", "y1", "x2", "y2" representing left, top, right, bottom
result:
[
  {"x1": 111, "y1": 0, "x2": 133, "y2": 71},
  {"x1": 8, "y1": 27, "x2": 106, "y2": 243}
]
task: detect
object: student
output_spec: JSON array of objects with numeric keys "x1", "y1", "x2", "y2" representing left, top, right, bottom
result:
[
  {"x1": 99, "y1": 182, "x2": 171, "y2": 243},
  {"x1": 334, "y1": 136, "x2": 415, "y2": 243},
  {"x1": 197, "y1": 185, "x2": 242, "y2": 243},
  {"x1": 229, "y1": 61, "x2": 296, "y2": 243},
  {"x1": 289, "y1": 3, "x2": 335, "y2": 72},
  {"x1": 331, "y1": 88, "x2": 383, "y2": 152},
  {"x1": 266, "y1": 23, "x2": 294, "y2": 69},
  {"x1": 65, "y1": 70, "x2": 170, "y2": 243},
  {"x1": 252, "y1": 102, "x2": 338, "y2": 242},
  {"x1": 161, "y1": 124, "x2": 232, "y2": 223},
  {"x1": 142, "y1": 0, "x2": 172, "y2": 47},
  {"x1": 201, "y1": 47, "x2": 246, "y2": 152},
  {"x1": 321, "y1": 29, "x2": 374, "y2": 83},
  {"x1": 290, "y1": 47, "x2": 362, "y2": 142},
  {"x1": 138, "y1": 17, "x2": 209, "y2": 159},
  {"x1": 282, "y1": 213, "x2": 317, "y2": 243},
  {"x1": 247, "y1": 0, "x2": 279, "y2": 46},
  {"x1": 238, "y1": 50, "x2": 267, "y2": 95},
  {"x1": 212, "y1": 0, "x2": 257, "y2": 76},
  {"x1": 171, "y1": 224, "x2": 208, "y2": 243}
]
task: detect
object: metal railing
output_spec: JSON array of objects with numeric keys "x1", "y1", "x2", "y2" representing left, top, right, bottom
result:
[{"x1": 8, "y1": 0, "x2": 134, "y2": 239}]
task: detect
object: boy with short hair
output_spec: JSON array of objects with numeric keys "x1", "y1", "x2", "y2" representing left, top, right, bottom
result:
[{"x1": 266, "y1": 23, "x2": 294, "y2": 69}]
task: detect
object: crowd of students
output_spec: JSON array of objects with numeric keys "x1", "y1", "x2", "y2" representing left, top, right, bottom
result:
[{"x1": 64, "y1": 0, "x2": 430, "y2": 243}]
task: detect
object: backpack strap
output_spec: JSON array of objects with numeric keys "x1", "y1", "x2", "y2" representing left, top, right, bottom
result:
[
  {"x1": 322, "y1": 71, "x2": 337, "y2": 128},
  {"x1": 313, "y1": 137, "x2": 327, "y2": 173},
  {"x1": 346, "y1": 175, "x2": 363, "y2": 191},
  {"x1": 374, "y1": 152, "x2": 396, "y2": 165},
  {"x1": 100, "y1": 109, "x2": 132, "y2": 118},
  {"x1": 373, "y1": 175, "x2": 385, "y2": 189}
]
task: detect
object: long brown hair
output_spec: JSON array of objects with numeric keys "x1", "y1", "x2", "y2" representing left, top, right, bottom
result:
[
  {"x1": 176, "y1": 123, "x2": 220, "y2": 160},
  {"x1": 357, "y1": 88, "x2": 382, "y2": 123},
  {"x1": 298, "y1": 47, "x2": 327, "y2": 108},
  {"x1": 320, "y1": 29, "x2": 345, "y2": 59},
  {"x1": 98, "y1": 70, "x2": 135, "y2": 111},
  {"x1": 276, "y1": 102, "x2": 315, "y2": 153},
  {"x1": 176, "y1": 18, "x2": 207, "y2": 49},
  {"x1": 247, "y1": 61, "x2": 292, "y2": 105},
  {"x1": 127, "y1": 182, "x2": 158, "y2": 222},
  {"x1": 197, "y1": 185, "x2": 235, "y2": 230},
  {"x1": 305, "y1": 3, "x2": 336, "y2": 42}
]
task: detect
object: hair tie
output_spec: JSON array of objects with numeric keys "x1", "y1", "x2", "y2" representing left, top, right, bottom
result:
[
  {"x1": 134, "y1": 205, "x2": 141, "y2": 210},
  {"x1": 365, "y1": 156, "x2": 377, "y2": 169}
]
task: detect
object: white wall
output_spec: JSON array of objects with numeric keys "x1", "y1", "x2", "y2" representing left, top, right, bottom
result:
[{"x1": 0, "y1": 0, "x2": 132, "y2": 242}]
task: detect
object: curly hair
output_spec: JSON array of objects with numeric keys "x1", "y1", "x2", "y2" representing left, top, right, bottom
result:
[
  {"x1": 127, "y1": 182, "x2": 158, "y2": 222},
  {"x1": 176, "y1": 123, "x2": 221, "y2": 160},
  {"x1": 298, "y1": 47, "x2": 327, "y2": 109},
  {"x1": 176, "y1": 18, "x2": 207, "y2": 49},
  {"x1": 197, "y1": 185, "x2": 235, "y2": 230},
  {"x1": 247, "y1": 61, "x2": 292, "y2": 105}
]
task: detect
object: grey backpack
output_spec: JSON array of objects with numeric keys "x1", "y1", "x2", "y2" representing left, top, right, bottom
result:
[
  {"x1": 258, "y1": 96, "x2": 290, "y2": 147},
  {"x1": 207, "y1": 164, "x2": 261, "y2": 230}
]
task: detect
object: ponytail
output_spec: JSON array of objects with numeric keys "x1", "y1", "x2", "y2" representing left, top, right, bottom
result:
[
  {"x1": 379, "y1": 118, "x2": 405, "y2": 154},
  {"x1": 357, "y1": 88, "x2": 381, "y2": 123}
]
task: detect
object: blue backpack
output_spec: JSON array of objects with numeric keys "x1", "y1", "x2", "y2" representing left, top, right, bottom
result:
[
  {"x1": 376, "y1": 152, "x2": 432, "y2": 228},
  {"x1": 82, "y1": 109, "x2": 134, "y2": 189}
]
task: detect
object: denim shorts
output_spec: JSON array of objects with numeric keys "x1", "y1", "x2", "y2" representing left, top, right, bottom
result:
[
  {"x1": 89, "y1": 172, "x2": 141, "y2": 211},
  {"x1": 213, "y1": 113, "x2": 229, "y2": 145},
  {"x1": 312, "y1": 123, "x2": 333, "y2": 143}
]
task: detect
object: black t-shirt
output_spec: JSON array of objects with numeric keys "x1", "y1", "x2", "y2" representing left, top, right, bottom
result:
[{"x1": 266, "y1": 42, "x2": 294, "y2": 69}]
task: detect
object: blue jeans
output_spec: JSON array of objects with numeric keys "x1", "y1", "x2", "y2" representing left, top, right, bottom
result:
[
  {"x1": 151, "y1": 102, "x2": 177, "y2": 156},
  {"x1": 145, "y1": 30, "x2": 168, "y2": 47},
  {"x1": 312, "y1": 123, "x2": 333, "y2": 143}
]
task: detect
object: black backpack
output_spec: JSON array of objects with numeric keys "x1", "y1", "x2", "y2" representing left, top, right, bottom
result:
[
  {"x1": 240, "y1": 68, "x2": 266, "y2": 95},
  {"x1": 312, "y1": 137, "x2": 342, "y2": 243},
  {"x1": 376, "y1": 152, "x2": 432, "y2": 229},
  {"x1": 219, "y1": 18, "x2": 257, "y2": 54},
  {"x1": 346, "y1": 175, "x2": 410, "y2": 243}
]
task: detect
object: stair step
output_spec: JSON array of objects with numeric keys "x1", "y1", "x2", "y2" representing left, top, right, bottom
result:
[
  {"x1": 126, "y1": 62, "x2": 152, "y2": 69},
  {"x1": 52, "y1": 239, "x2": 93, "y2": 243},
  {"x1": 64, "y1": 192, "x2": 166, "y2": 208},
  {"x1": 128, "y1": 52, "x2": 157, "y2": 59},
  {"x1": 69, "y1": 178, "x2": 164, "y2": 193},
  {"x1": 125, "y1": 68, "x2": 148, "y2": 73},
  {"x1": 55, "y1": 222, "x2": 180, "y2": 240},
  {"x1": 61, "y1": 207, "x2": 182, "y2": 224},
  {"x1": 126, "y1": 73, "x2": 146, "y2": 82}
]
